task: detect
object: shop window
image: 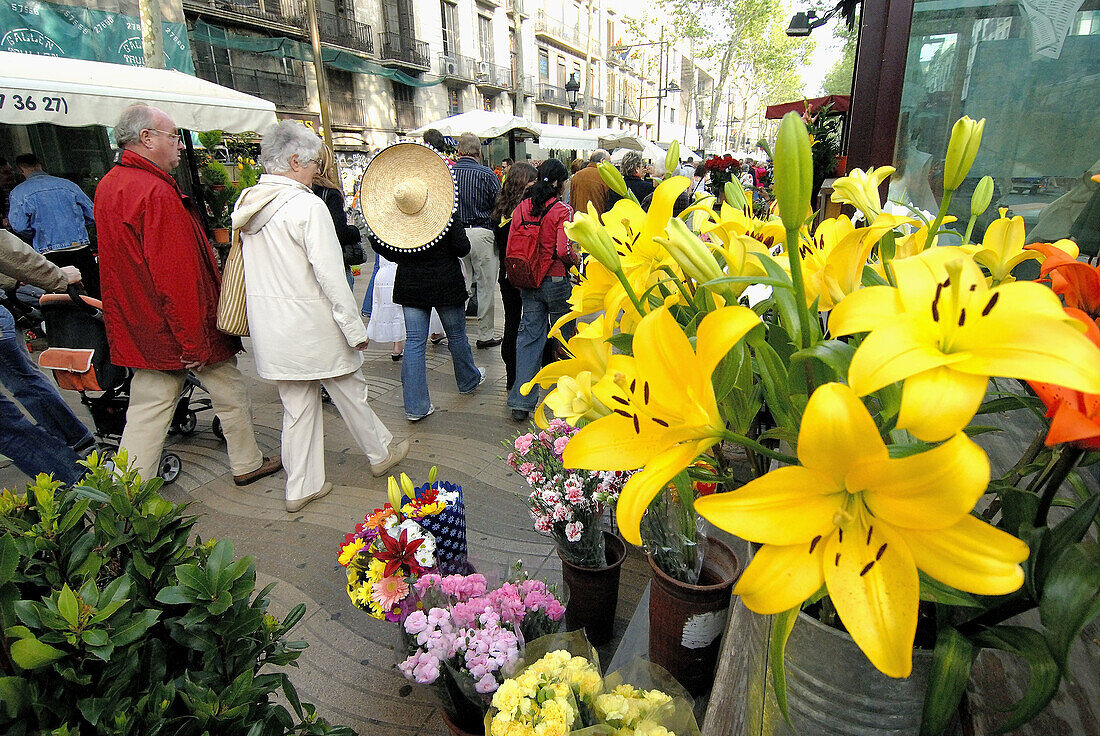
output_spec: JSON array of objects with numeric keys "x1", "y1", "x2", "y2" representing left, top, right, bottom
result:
[
  {"x1": 539, "y1": 49, "x2": 549, "y2": 81},
  {"x1": 448, "y1": 87, "x2": 462, "y2": 116}
]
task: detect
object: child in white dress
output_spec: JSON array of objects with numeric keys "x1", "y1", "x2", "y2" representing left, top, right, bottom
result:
[{"x1": 366, "y1": 255, "x2": 443, "y2": 359}]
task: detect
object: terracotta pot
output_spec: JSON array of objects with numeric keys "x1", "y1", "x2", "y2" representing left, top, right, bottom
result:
[
  {"x1": 441, "y1": 709, "x2": 483, "y2": 736},
  {"x1": 557, "y1": 531, "x2": 626, "y2": 646},
  {"x1": 647, "y1": 537, "x2": 740, "y2": 696},
  {"x1": 211, "y1": 227, "x2": 231, "y2": 245}
]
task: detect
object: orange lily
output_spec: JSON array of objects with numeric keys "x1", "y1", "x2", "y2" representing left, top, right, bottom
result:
[
  {"x1": 1026, "y1": 242, "x2": 1100, "y2": 321},
  {"x1": 1029, "y1": 309, "x2": 1100, "y2": 450}
]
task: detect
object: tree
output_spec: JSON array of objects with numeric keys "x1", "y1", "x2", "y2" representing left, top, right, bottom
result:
[{"x1": 822, "y1": 21, "x2": 858, "y2": 95}]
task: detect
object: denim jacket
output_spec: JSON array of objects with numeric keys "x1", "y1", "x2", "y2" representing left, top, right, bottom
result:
[{"x1": 7, "y1": 171, "x2": 94, "y2": 254}]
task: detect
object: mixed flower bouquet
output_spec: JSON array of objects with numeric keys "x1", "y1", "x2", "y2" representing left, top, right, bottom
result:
[
  {"x1": 521, "y1": 111, "x2": 1100, "y2": 732},
  {"x1": 486, "y1": 633, "x2": 699, "y2": 736},
  {"x1": 506, "y1": 418, "x2": 633, "y2": 567},
  {"x1": 702, "y1": 155, "x2": 742, "y2": 199},
  {"x1": 338, "y1": 469, "x2": 467, "y2": 621},
  {"x1": 397, "y1": 567, "x2": 566, "y2": 731}
]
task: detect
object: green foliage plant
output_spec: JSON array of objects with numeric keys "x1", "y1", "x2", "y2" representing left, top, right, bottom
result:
[{"x1": 0, "y1": 453, "x2": 355, "y2": 736}]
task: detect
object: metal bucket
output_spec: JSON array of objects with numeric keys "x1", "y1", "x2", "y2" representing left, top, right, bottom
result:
[{"x1": 558, "y1": 531, "x2": 627, "y2": 646}]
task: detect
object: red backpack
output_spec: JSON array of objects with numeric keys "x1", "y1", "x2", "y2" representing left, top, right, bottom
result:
[{"x1": 505, "y1": 199, "x2": 559, "y2": 289}]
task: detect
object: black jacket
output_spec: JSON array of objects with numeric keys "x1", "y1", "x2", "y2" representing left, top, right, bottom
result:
[
  {"x1": 370, "y1": 220, "x2": 471, "y2": 308},
  {"x1": 312, "y1": 185, "x2": 361, "y2": 246},
  {"x1": 607, "y1": 175, "x2": 656, "y2": 208}
]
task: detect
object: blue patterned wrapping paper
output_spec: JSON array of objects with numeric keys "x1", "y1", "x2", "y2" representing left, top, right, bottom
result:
[{"x1": 411, "y1": 481, "x2": 470, "y2": 575}]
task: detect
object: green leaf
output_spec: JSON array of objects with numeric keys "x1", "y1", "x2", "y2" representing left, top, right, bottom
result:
[
  {"x1": 1028, "y1": 494, "x2": 1100, "y2": 599},
  {"x1": 0, "y1": 676, "x2": 28, "y2": 718},
  {"x1": 861, "y1": 264, "x2": 888, "y2": 287},
  {"x1": 1039, "y1": 542, "x2": 1100, "y2": 674},
  {"x1": 279, "y1": 673, "x2": 304, "y2": 719},
  {"x1": 976, "y1": 395, "x2": 1044, "y2": 415},
  {"x1": 921, "y1": 627, "x2": 975, "y2": 736},
  {"x1": 790, "y1": 339, "x2": 855, "y2": 381},
  {"x1": 131, "y1": 550, "x2": 154, "y2": 578},
  {"x1": 918, "y1": 573, "x2": 982, "y2": 608},
  {"x1": 58, "y1": 585, "x2": 79, "y2": 628},
  {"x1": 0, "y1": 536, "x2": 17, "y2": 585},
  {"x1": 281, "y1": 603, "x2": 307, "y2": 633},
  {"x1": 111, "y1": 609, "x2": 160, "y2": 647},
  {"x1": 1000, "y1": 489, "x2": 1040, "y2": 538},
  {"x1": 175, "y1": 564, "x2": 212, "y2": 596},
  {"x1": 975, "y1": 625, "x2": 1061, "y2": 733},
  {"x1": 754, "y1": 252, "x2": 802, "y2": 348},
  {"x1": 81, "y1": 628, "x2": 109, "y2": 647},
  {"x1": 769, "y1": 607, "x2": 799, "y2": 727},
  {"x1": 10, "y1": 637, "x2": 66, "y2": 670},
  {"x1": 88, "y1": 598, "x2": 127, "y2": 625},
  {"x1": 606, "y1": 332, "x2": 633, "y2": 355},
  {"x1": 154, "y1": 586, "x2": 192, "y2": 606},
  {"x1": 207, "y1": 590, "x2": 233, "y2": 616}
]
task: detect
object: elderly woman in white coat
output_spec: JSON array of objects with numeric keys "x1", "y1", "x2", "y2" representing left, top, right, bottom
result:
[{"x1": 233, "y1": 121, "x2": 408, "y2": 512}]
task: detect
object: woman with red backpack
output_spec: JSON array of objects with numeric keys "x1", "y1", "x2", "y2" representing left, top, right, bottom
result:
[{"x1": 505, "y1": 159, "x2": 580, "y2": 422}]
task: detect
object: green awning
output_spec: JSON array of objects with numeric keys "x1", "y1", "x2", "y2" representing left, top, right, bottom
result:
[{"x1": 190, "y1": 20, "x2": 443, "y2": 88}]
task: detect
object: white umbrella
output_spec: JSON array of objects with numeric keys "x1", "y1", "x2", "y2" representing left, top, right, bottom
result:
[
  {"x1": 411, "y1": 110, "x2": 540, "y2": 139},
  {"x1": 591, "y1": 128, "x2": 645, "y2": 151}
]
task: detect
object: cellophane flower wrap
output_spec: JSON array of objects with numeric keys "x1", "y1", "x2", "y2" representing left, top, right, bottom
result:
[
  {"x1": 530, "y1": 109, "x2": 1100, "y2": 733},
  {"x1": 506, "y1": 419, "x2": 633, "y2": 567},
  {"x1": 702, "y1": 155, "x2": 741, "y2": 199},
  {"x1": 405, "y1": 476, "x2": 470, "y2": 575},
  {"x1": 397, "y1": 568, "x2": 566, "y2": 727}
]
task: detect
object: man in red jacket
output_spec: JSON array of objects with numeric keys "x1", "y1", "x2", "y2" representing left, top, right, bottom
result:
[{"x1": 94, "y1": 103, "x2": 281, "y2": 485}]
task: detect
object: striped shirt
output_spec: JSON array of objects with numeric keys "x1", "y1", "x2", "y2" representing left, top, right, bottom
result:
[{"x1": 453, "y1": 157, "x2": 500, "y2": 229}]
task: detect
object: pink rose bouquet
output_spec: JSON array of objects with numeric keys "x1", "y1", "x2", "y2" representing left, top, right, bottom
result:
[{"x1": 505, "y1": 419, "x2": 633, "y2": 567}]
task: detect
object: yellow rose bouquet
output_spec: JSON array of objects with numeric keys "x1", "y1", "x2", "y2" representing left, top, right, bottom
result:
[{"x1": 522, "y1": 110, "x2": 1100, "y2": 733}]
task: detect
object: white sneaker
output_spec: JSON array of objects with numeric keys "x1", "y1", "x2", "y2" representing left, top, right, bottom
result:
[
  {"x1": 406, "y1": 404, "x2": 436, "y2": 422},
  {"x1": 461, "y1": 368, "x2": 486, "y2": 394}
]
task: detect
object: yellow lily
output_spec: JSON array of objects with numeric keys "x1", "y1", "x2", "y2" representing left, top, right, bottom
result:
[
  {"x1": 943, "y1": 116, "x2": 985, "y2": 191},
  {"x1": 698, "y1": 199, "x2": 787, "y2": 252},
  {"x1": 972, "y1": 210, "x2": 1040, "y2": 284},
  {"x1": 831, "y1": 166, "x2": 896, "y2": 221},
  {"x1": 695, "y1": 382, "x2": 1028, "y2": 678},
  {"x1": 550, "y1": 260, "x2": 624, "y2": 337},
  {"x1": 563, "y1": 306, "x2": 762, "y2": 545},
  {"x1": 830, "y1": 247, "x2": 1100, "y2": 441},
  {"x1": 522, "y1": 316, "x2": 617, "y2": 426},
  {"x1": 543, "y1": 371, "x2": 608, "y2": 427}
]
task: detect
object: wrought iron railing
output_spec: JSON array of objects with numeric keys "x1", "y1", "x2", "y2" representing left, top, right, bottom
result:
[
  {"x1": 438, "y1": 54, "x2": 476, "y2": 81},
  {"x1": 537, "y1": 83, "x2": 569, "y2": 107},
  {"x1": 187, "y1": 0, "x2": 305, "y2": 26},
  {"x1": 474, "y1": 62, "x2": 512, "y2": 88},
  {"x1": 394, "y1": 100, "x2": 422, "y2": 131},
  {"x1": 378, "y1": 32, "x2": 430, "y2": 68},
  {"x1": 318, "y1": 12, "x2": 373, "y2": 55},
  {"x1": 330, "y1": 97, "x2": 370, "y2": 126},
  {"x1": 194, "y1": 58, "x2": 307, "y2": 110}
]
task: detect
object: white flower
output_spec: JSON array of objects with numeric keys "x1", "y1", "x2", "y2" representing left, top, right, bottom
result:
[
  {"x1": 552, "y1": 504, "x2": 571, "y2": 522},
  {"x1": 565, "y1": 521, "x2": 583, "y2": 542}
]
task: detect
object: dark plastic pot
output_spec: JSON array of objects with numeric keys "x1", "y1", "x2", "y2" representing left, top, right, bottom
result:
[
  {"x1": 648, "y1": 536, "x2": 740, "y2": 696},
  {"x1": 557, "y1": 531, "x2": 627, "y2": 646}
]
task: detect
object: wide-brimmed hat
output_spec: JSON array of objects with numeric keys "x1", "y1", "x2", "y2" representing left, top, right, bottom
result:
[{"x1": 360, "y1": 141, "x2": 457, "y2": 251}]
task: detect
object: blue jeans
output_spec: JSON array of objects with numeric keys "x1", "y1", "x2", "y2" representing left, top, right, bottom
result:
[
  {"x1": 508, "y1": 276, "x2": 573, "y2": 412},
  {"x1": 0, "y1": 306, "x2": 92, "y2": 486},
  {"x1": 401, "y1": 304, "x2": 481, "y2": 418},
  {"x1": 361, "y1": 256, "x2": 381, "y2": 315}
]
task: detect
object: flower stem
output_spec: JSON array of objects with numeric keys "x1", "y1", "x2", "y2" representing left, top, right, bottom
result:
[
  {"x1": 962, "y1": 214, "x2": 977, "y2": 247},
  {"x1": 783, "y1": 226, "x2": 814, "y2": 350},
  {"x1": 721, "y1": 431, "x2": 798, "y2": 465},
  {"x1": 614, "y1": 269, "x2": 646, "y2": 316},
  {"x1": 926, "y1": 189, "x2": 955, "y2": 243},
  {"x1": 1033, "y1": 446, "x2": 1086, "y2": 528}
]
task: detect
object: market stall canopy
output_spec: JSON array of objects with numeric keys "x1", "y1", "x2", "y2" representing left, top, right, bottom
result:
[
  {"x1": 411, "y1": 110, "x2": 540, "y2": 139},
  {"x1": 0, "y1": 51, "x2": 277, "y2": 132},
  {"x1": 765, "y1": 94, "x2": 850, "y2": 120},
  {"x1": 592, "y1": 128, "x2": 646, "y2": 151},
  {"x1": 537, "y1": 124, "x2": 598, "y2": 151}
]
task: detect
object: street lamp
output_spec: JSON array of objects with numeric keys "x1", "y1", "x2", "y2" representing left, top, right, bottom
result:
[
  {"x1": 786, "y1": 6, "x2": 840, "y2": 37},
  {"x1": 565, "y1": 72, "x2": 581, "y2": 126},
  {"x1": 696, "y1": 119, "x2": 705, "y2": 151},
  {"x1": 641, "y1": 79, "x2": 681, "y2": 141}
]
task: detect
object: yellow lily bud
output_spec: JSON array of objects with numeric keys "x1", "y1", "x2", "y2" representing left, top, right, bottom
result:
[
  {"x1": 387, "y1": 476, "x2": 402, "y2": 510},
  {"x1": 831, "y1": 166, "x2": 895, "y2": 221},
  {"x1": 773, "y1": 112, "x2": 813, "y2": 233},
  {"x1": 943, "y1": 116, "x2": 985, "y2": 191},
  {"x1": 971, "y1": 176, "x2": 994, "y2": 217},
  {"x1": 659, "y1": 218, "x2": 724, "y2": 284},
  {"x1": 399, "y1": 472, "x2": 415, "y2": 500},
  {"x1": 597, "y1": 161, "x2": 629, "y2": 198},
  {"x1": 428, "y1": 465, "x2": 438, "y2": 484},
  {"x1": 664, "y1": 140, "x2": 680, "y2": 180},
  {"x1": 564, "y1": 207, "x2": 621, "y2": 272}
]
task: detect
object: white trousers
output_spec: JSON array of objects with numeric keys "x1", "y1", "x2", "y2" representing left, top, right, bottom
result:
[
  {"x1": 276, "y1": 369, "x2": 394, "y2": 503},
  {"x1": 120, "y1": 359, "x2": 263, "y2": 480},
  {"x1": 462, "y1": 226, "x2": 499, "y2": 342}
]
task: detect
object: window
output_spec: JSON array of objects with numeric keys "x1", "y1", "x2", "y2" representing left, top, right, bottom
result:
[
  {"x1": 478, "y1": 15, "x2": 493, "y2": 63},
  {"x1": 383, "y1": 0, "x2": 414, "y2": 36},
  {"x1": 483, "y1": 94, "x2": 494, "y2": 111},
  {"x1": 557, "y1": 58, "x2": 566, "y2": 86},
  {"x1": 540, "y1": 111, "x2": 549, "y2": 124},
  {"x1": 392, "y1": 81, "x2": 415, "y2": 103},
  {"x1": 441, "y1": 1, "x2": 458, "y2": 56},
  {"x1": 538, "y1": 49, "x2": 550, "y2": 81},
  {"x1": 448, "y1": 87, "x2": 462, "y2": 115},
  {"x1": 328, "y1": 68, "x2": 355, "y2": 105}
]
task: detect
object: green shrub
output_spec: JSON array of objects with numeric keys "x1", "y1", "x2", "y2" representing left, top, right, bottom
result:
[{"x1": 0, "y1": 454, "x2": 355, "y2": 736}]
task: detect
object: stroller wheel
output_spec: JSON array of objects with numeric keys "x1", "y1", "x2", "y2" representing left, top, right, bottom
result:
[
  {"x1": 211, "y1": 416, "x2": 225, "y2": 441},
  {"x1": 174, "y1": 410, "x2": 198, "y2": 436},
  {"x1": 159, "y1": 453, "x2": 182, "y2": 484}
]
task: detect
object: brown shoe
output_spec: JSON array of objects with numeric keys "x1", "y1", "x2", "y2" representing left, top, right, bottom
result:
[
  {"x1": 233, "y1": 455, "x2": 283, "y2": 486},
  {"x1": 371, "y1": 439, "x2": 410, "y2": 477},
  {"x1": 285, "y1": 482, "x2": 333, "y2": 513}
]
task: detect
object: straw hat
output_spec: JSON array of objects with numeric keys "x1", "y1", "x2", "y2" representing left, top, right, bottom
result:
[{"x1": 360, "y1": 141, "x2": 457, "y2": 251}]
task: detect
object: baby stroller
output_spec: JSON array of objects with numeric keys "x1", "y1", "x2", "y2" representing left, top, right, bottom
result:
[{"x1": 35, "y1": 288, "x2": 221, "y2": 483}]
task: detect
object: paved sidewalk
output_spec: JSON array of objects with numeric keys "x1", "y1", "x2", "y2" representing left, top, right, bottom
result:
[{"x1": 0, "y1": 276, "x2": 647, "y2": 734}]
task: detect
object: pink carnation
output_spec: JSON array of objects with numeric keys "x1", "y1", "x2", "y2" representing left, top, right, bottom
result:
[
  {"x1": 514, "y1": 434, "x2": 534, "y2": 453},
  {"x1": 565, "y1": 486, "x2": 585, "y2": 505},
  {"x1": 519, "y1": 462, "x2": 535, "y2": 475},
  {"x1": 553, "y1": 436, "x2": 569, "y2": 456},
  {"x1": 475, "y1": 673, "x2": 499, "y2": 694},
  {"x1": 552, "y1": 504, "x2": 570, "y2": 522},
  {"x1": 534, "y1": 515, "x2": 552, "y2": 533},
  {"x1": 565, "y1": 521, "x2": 584, "y2": 542}
]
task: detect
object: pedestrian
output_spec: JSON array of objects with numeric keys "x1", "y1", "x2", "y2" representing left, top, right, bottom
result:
[
  {"x1": 500, "y1": 157, "x2": 514, "y2": 181},
  {"x1": 453, "y1": 132, "x2": 502, "y2": 350},
  {"x1": 607, "y1": 150, "x2": 655, "y2": 207},
  {"x1": 507, "y1": 159, "x2": 579, "y2": 423},
  {"x1": 366, "y1": 253, "x2": 445, "y2": 361},
  {"x1": 361, "y1": 141, "x2": 485, "y2": 422},
  {"x1": 568, "y1": 149, "x2": 611, "y2": 216},
  {"x1": 233, "y1": 121, "x2": 408, "y2": 512},
  {"x1": 0, "y1": 229, "x2": 96, "y2": 486},
  {"x1": 93, "y1": 103, "x2": 282, "y2": 485},
  {"x1": 312, "y1": 143, "x2": 363, "y2": 290},
  {"x1": 7, "y1": 153, "x2": 100, "y2": 298},
  {"x1": 491, "y1": 161, "x2": 537, "y2": 390}
]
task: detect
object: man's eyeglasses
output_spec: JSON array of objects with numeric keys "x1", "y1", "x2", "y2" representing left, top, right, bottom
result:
[{"x1": 148, "y1": 129, "x2": 182, "y2": 143}]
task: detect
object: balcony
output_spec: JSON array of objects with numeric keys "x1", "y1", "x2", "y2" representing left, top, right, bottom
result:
[
  {"x1": 536, "y1": 83, "x2": 570, "y2": 109},
  {"x1": 318, "y1": 12, "x2": 373, "y2": 55},
  {"x1": 438, "y1": 54, "x2": 476, "y2": 83},
  {"x1": 194, "y1": 58, "x2": 307, "y2": 110},
  {"x1": 330, "y1": 97, "x2": 370, "y2": 127},
  {"x1": 184, "y1": 0, "x2": 304, "y2": 27},
  {"x1": 378, "y1": 31, "x2": 430, "y2": 69},
  {"x1": 474, "y1": 62, "x2": 513, "y2": 91},
  {"x1": 505, "y1": 0, "x2": 523, "y2": 13},
  {"x1": 395, "y1": 100, "x2": 422, "y2": 131},
  {"x1": 519, "y1": 74, "x2": 536, "y2": 97},
  {"x1": 617, "y1": 99, "x2": 639, "y2": 121},
  {"x1": 533, "y1": 11, "x2": 589, "y2": 55},
  {"x1": 588, "y1": 97, "x2": 604, "y2": 114}
]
